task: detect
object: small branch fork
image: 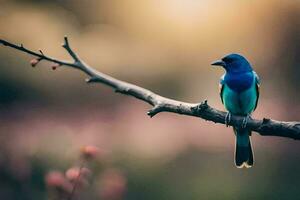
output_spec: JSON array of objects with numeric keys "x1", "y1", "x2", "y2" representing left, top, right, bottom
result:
[{"x1": 1, "y1": 37, "x2": 300, "y2": 140}]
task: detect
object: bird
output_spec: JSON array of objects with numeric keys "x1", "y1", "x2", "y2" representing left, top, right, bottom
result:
[{"x1": 211, "y1": 53, "x2": 260, "y2": 168}]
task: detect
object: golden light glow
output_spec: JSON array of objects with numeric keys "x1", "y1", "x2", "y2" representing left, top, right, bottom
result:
[{"x1": 157, "y1": 0, "x2": 214, "y2": 25}]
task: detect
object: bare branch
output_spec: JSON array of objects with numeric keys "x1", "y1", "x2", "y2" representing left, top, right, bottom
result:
[
  {"x1": 1, "y1": 37, "x2": 300, "y2": 140},
  {"x1": 39, "y1": 49, "x2": 44, "y2": 55},
  {"x1": 0, "y1": 38, "x2": 79, "y2": 69},
  {"x1": 62, "y1": 36, "x2": 81, "y2": 63}
]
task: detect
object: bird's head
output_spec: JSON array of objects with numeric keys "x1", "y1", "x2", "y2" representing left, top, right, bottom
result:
[{"x1": 211, "y1": 53, "x2": 252, "y2": 73}]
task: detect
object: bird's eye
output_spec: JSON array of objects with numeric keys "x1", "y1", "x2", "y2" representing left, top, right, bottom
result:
[
  {"x1": 223, "y1": 56, "x2": 238, "y2": 63},
  {"x1": 223, "y1": 57, "x2": 232, "y2": 63}
]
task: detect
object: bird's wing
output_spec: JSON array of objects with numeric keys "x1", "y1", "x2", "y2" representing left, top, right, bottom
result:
[
  {"x1": 219, "y1": 74, "x2": 225, "y2": 104},
  {"x1": 254, "y1": 71, "x2": 260, "y2": 110}
]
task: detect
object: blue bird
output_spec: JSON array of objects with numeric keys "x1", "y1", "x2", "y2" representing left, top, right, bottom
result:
[{"x1": 211, "y1": 53, "x2": 260, "y2": 168}]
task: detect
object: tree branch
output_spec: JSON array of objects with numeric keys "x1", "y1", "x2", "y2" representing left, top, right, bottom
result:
[{"x1": 1, "y1": 37, "x2": 300, "y2": 140}]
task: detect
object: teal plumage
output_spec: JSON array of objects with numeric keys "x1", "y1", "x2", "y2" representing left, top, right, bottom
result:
[{"x1": 212, "y1": 54, "x2": 260, "y2": 168}]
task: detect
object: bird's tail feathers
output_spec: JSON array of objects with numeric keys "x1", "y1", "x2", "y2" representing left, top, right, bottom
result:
[{"x1": 234, "y1": 127, "x2": 254, "y2": 168}]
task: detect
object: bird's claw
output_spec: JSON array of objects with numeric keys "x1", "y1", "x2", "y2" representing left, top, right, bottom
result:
[
  {"x1": 242, "y1": 115, "x2": 251, "y2": 128},
  {"x1": 225, "y1": 112, "x2": 232, "y2": 127}
]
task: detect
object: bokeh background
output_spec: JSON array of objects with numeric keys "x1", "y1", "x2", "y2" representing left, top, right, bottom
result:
[{"x1": 0, "y1": 0, "x2": 300, "y2": 199}]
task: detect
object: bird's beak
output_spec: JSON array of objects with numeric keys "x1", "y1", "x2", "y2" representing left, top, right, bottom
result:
[{"x1": 211, "y1": 60, "x2": 226, "y2": 67}]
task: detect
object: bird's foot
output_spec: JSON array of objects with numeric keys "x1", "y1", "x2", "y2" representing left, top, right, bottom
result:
[
  {"x1": 242, "y1": 114, "x2": 251, "y2": 128},
  {"x1": 225, "y1": 112, "x2": 232, "y2": 127}
]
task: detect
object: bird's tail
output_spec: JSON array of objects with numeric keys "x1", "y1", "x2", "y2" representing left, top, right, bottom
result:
[{"x1": 234, "y1": 127, "x2": 254, "y2": 168}]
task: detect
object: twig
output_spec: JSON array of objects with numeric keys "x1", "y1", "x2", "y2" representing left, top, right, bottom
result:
[{"x1": 1, "y1": 37, "x2": 300, "y2": 140}]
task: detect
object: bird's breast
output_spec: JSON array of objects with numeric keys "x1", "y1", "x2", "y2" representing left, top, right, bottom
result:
[
  {"x1": 222, "y1": 83, "x2": 257, "y2": 115},
  {"x1": 224, "y1": 72, "x2": 254, "y2": 93}
]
